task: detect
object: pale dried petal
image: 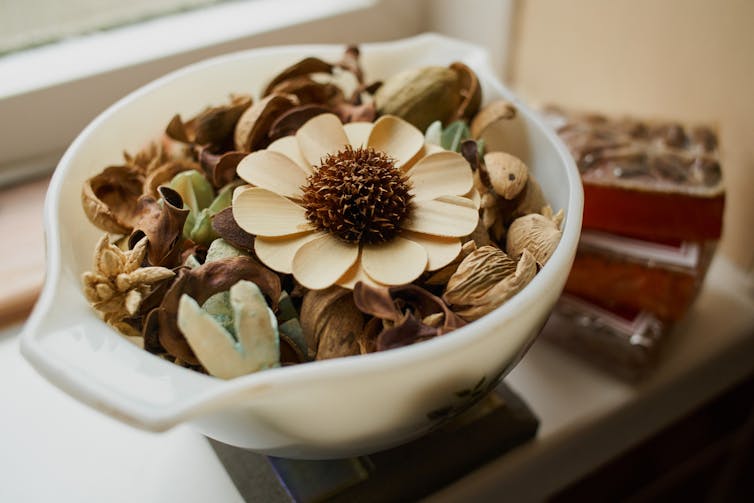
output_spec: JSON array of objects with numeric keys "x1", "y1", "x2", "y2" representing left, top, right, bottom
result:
[
  {"x1": 367, "y1": 115, "x2": 424, "y2": 169},
  {"x1": 295, "y1": 113, "x2": 349, "y2": 166},
  {"x1": 254, "y1": 231, "x2": 323, "y2": 274},
  {"x1": 401, "y1": 231, "x2": 462, "y2": 271},
  {"x1": 407, "y1": 151, "x2": 473, "y2": 201},
  {"x1": 267, "y1": 135, "x2": 312, "y2": 174},
  {"x1": 292, "y1": 234, "x2": 359, "y2": 290},
  {"x1": 361, "y1": 237, "x2": 427, "y2": 286},
  {"x1": 403, "y1": 196, "x2": 479, "y2": 237},
  {"x1": 343, "y1": 121, "x2": 373, "y2": 148},
  {"x1": 236, "y1": 150, "x2": 308, "y2": 199},
  {"x1": 232, "y1": 187, "x2": 312, "y2": 237}
]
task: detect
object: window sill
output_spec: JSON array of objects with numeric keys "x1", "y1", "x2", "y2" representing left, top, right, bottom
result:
[{"x1": 0, "y1": 176, "x2": 48, "y2": 326}]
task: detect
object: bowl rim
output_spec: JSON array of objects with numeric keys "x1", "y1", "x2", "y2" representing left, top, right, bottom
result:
[{"x1": 20, "y1": 33, "x2": 583, "y2": 429}]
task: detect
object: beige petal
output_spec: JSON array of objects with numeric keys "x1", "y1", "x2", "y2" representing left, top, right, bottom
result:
[
  {"x1": 292, "y1": 234, "x2": 359, "y2": 290},
  {"x1": 424, "y1": 143, "x2": 445, "y2": 155},
  {"x1": 295, "y1": 113, "x2": 349, "y2": 167},
  {"x1": 232, "y1": 184, "x2": 253, "y2": 205},
  {"x1": 403, "y1": 196, "x2": 479, "y2": 237},
  {"x1": 236, "y1": 150, "x2": 308, "y2": 199},
  {"x1": 361, "y1": 237, "x2": 427, "y2": 285},
  {"x1": 232, "y1": 187, "x2": 312, "y2": 237},
  {"x1": 367, "y1": 115, "x2": 424, "y2": 169},
  {"x1": 402, "y1": 231, "x2": 462, "y2": 271},
  {"x1": 336, "y1": 257, "x2": 384, "y2": 289},
  {"x1": 343, "y1": 122, "x2": 373, "y2": 148},
  {"x1": 254, "y1": 231, "x2": 323, "y2": 274},
  {"x1": 267, "y1": 135, "x2": 312, "y2": 174},
  {"x1": 407, "y1": 151, "x2": 473, "y2": 201}
]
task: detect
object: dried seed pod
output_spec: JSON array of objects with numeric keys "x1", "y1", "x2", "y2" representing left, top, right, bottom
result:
[
  {"x1": 506, "y1": 206, "x2": 564, "y2": 267},
  {"x1": 142, "y1": 159, "x2": 200, "y2": 198},
  {"x1": 425, "y1": 240, "x2": 478, "y2": 285},
  {"x1": 233, "y1": 94, "x2": 298, "y2": 152},
  {"x1": 81, "y1": 165, "x2": 145, "y2": 233},
  {"x1": 374, "y1": 66, "x2": 460, "y2": 131},
  {"x1": 483, "y1": 151, "x2": 529, "y2": 200},
  {"x1": 470, "y1": 100, "x2": 516, "y2": 139},
  {"x1": 300, "y1": 286, "x2": 363, "y2": 360},
  {"x1": 444, "y1": 247, "x2": 537, "y2": 321}
]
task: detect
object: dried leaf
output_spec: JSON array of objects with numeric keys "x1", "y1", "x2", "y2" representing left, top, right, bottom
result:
[
  {"x1": 263, "y1": 57, "x2": 334, "y2": 97},
  {"x1": 353, "y1": 282, "x2": 465, "y2": 351},
  {"x1": 129, "y1": 186, "x2": 190, "y2": 268},
  {"x1": 211, "y1": 207, "x2": 255, "y2": 252},
  {"x1": 269, "y1": 76, "x2": 344, "y2": 106},
  {"x1": 142, "y1": 159, "x2": 200, "y2": 198},
  {"x1": 193, "y1": 94, "x2": 253, "y2": 146},
  {"x1": 300, "y1": 286, "x2": 364, "y2": 360},
  {"x1": 234, "y1": 94, "x2": 298, "y2": 152},
  {"x1": 268, "y1": 104, "x2": 331, "y2": 141},
  {"x1": 197, "y1": 148, "x2": 245, "y2": 189}
]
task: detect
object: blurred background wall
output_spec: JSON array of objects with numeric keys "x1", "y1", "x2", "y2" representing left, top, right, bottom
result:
[{"x1": 506, "y1": 0, "x2": 754, "y2": 272}]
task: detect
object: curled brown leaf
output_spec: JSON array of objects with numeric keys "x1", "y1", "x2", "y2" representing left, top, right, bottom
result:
[
  {"x1": 211, "y1": 207, "x2": 255, "y2": 252},
  {"x1": 82, "y1": 165, "x2": 145, "y2": 234},
  {"x1": 129, "y1": 186, "x2": 190, "y2": 268}
]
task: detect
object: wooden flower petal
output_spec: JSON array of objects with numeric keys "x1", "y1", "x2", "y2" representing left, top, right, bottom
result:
[
  {"x1": 407, "y1": 151, "x2": 473, "y2": 201},
  {"x1": 232, "y1": 187, "x2": 312, "y2": 237},
  {"x1": 236, "y1": 150, "x2": 308, "y2": 199},
  {"x1": 292, "y1": 234, "x2": 359, "y2": 290},
  {"x1": 343, "y1": 122, "x2": 373, "y2": 148},
  {"x1": 295, "y1": 113, "x2": 349, "y2": 166},
  {"x1": 367, "y1": 115, "x2": 424, "y2": 169},
  {"x1": 254, "y1": 231, "x2": 323, "y2": 274},
  {"x1": 402, "y1": 231, "x2": 462, "y2": 271},
  {"x1": 361, "y1": 237, "x2": 427, "y2": 285},
  {"x1": 267, "y1": 135, "x2": 312, "y2": 174},
  {"x1": 336, "y1": 259, "x2": 384, "y2": 290},
  {"x1": 403, "y1": 196, "x2": 479, "y2": 237}
]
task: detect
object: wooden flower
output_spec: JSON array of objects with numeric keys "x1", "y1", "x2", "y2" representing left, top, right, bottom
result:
[{"x1": 232, "y1": 113, "x2": 479, "y2": 289}]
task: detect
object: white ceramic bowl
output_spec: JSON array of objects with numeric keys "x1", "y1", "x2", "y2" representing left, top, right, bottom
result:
[{"x1": 20, "y1": 34, "x2": 582, "y2": 459}]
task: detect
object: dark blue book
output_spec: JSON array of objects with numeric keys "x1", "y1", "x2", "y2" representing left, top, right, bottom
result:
[{"x1": 209, "y1": 383, "x2": 538, "y2": 502}]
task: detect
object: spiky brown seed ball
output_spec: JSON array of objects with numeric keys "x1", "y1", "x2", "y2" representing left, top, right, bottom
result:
[{"x1": 301, "y1": 146, "x2": 413, "y2": 244}]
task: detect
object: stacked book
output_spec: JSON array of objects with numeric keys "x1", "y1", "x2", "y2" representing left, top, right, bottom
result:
[{"x1": 541, "y1": 107, "x2": 724, "y2": 380}]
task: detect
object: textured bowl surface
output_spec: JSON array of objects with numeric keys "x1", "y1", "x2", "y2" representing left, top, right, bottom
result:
[{"x1": 20, "y1": 34, "x2": 582, "y2": 459}]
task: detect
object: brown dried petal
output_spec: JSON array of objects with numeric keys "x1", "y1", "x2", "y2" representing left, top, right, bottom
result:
[
  {"x1": 268, "y1": 104, "x2": 331, "y2": 141},
  {"x1": 165, "y1": 114, "x2": 192, "y2": 143},
  {"x1": 449, "y1": 62, "x2": 482, "y2": 122},
  {"x1": 198, "y1": 148, "x2": 245, "y2": 189},
  {"x1": 269, "y1": 77, "x2": 344, "y2": 106},
  {"x1": 263, "y1": 57, "x2": 334, "y2": 97},
  {"x1": 233, "y1": 94, "x2": 298, "y2": 152},
  {"x1": 193, "y1": 94, "x2": 253, "y2": 146},
  {"x1": 82, "y1": 165, "x2": 145, "y2": 233},
  {"x1": 334, "y1": 100, "x2": 376, "y2": 123},
  {"x1": 157, "y1": 255, "x2": 282, "y2": 363},
  {"x1": 353, "y1": 282, "x2": 465, "y2": 338},
  {"x1": 142, "y1": 159, "x2": 201, "y2": 198},
  {"x1": 377, "y1": 312, "x2": 438, "y2": 351},
  {"x1": 129, "y1": 186, "x2": 190, "y2": 268},
  {"x1": 211, "y1": 207, "x2": 255, "y2": 252}
]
